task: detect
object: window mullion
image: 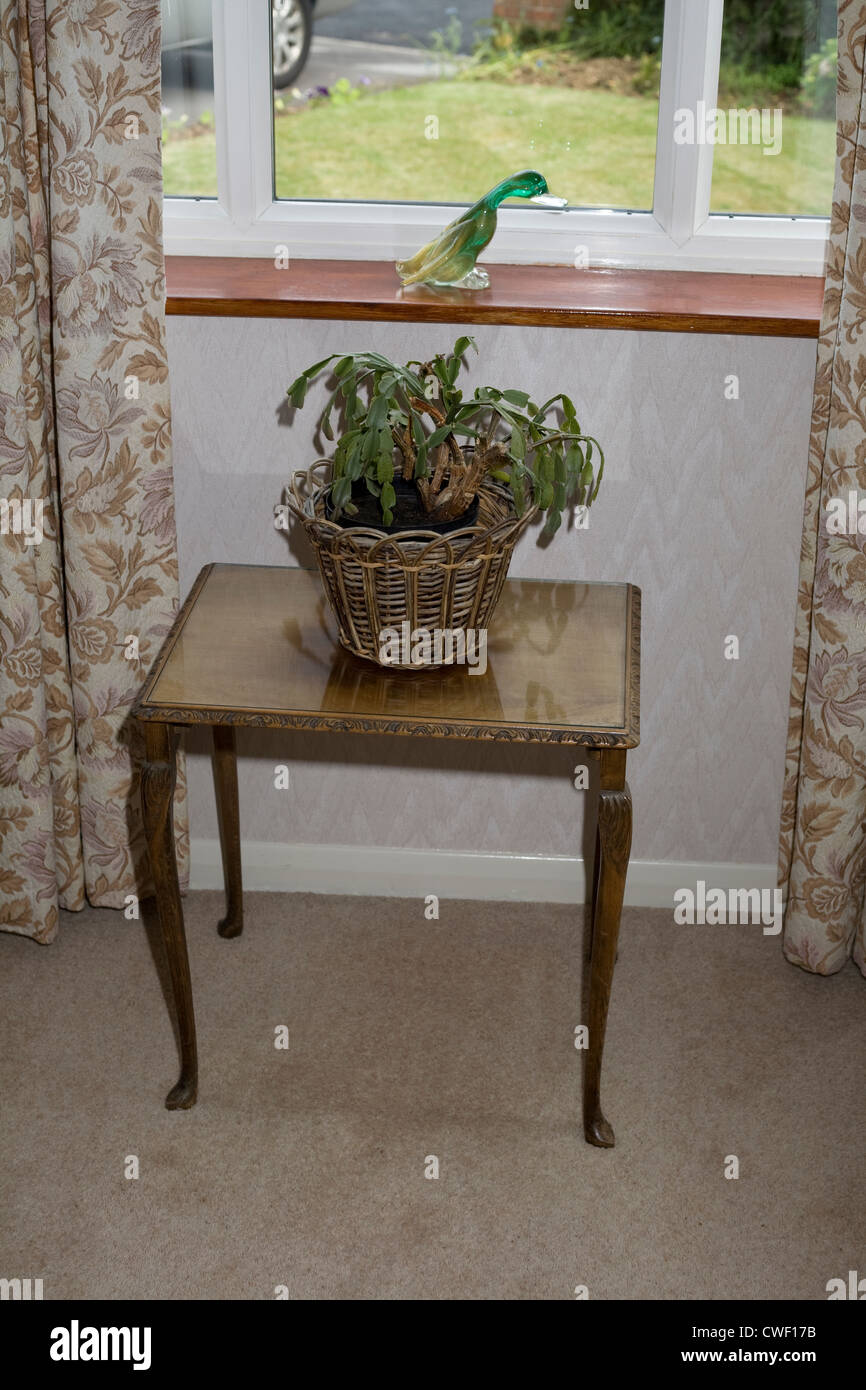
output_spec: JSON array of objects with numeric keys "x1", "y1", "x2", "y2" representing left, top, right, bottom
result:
[
  {"x1": 211, "y1": 0, "x2": 232, "y2": 220},
  {"x1": 248, "y1": 1, "x2": 277, "y2": 218},
  {"x1": 213, "y1": 0, "x2": 272, "y2": 229},
  {"x1": 653, "y1": 0, "x2": 724, "y2": 246}
]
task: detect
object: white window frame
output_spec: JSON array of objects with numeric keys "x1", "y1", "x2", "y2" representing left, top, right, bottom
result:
[{"x1": 163, "y1": 0, "x2": 830, "y2": 275}]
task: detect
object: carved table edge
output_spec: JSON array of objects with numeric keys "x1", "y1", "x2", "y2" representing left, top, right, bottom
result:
[{"x1": 128, "y1": 705, "x2": 640, "y2": 746}]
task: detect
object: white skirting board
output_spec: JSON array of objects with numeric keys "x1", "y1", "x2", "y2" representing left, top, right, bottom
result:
[{"x1": 189, "y1": 840, "x2": 778, "y2": 908}]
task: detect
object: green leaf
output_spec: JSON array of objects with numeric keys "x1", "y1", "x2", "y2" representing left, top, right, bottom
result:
[
  {"x1": 377, "y1": 372, "x2": 397, "y2": 396},
  {"x1": 532, "y1": 394, "x2": 562, "y2": 424},
  {"x1": 381, "y1": 481, "x2": 396, "y2": 511},
  {"x1": 453, "y1": 335, "x2": 476, "y2": 358},
  {"x1": 345, "y1": 442, "x2": 364, "y2": 480},
  {"x1": 561, "y1": 394, "x2": 578, "y2": 430},
  {"x1": 299, "y1": 354, "x2": 337, "y2": 383},
  {"x1": 590, "y1": 446, "x2": 605, "y2": 502},
  {"x1": 431, "y1": 359, "x2": 452, "y2": 394},
  {"x1": 543, "y1": 508, "x2": 563, "y2": 539},
  {"x1": 566, "y1": 442, "x2": 584, "y2": 476},
  {"x1": 509, "y1": 469, "x2": 525, "y2": 516},
  {"x1": 331, "y1": 475, "x2": 352, "y2": 510},
  {"x1": 333, "y1": 355, "x2": 355, "y2": 378},
  {"x1": 287, "y1": 377, "x2": 307, "y2": 409},
  {"x1": 488, "y1": 401, "x2": 522, "y2": 429},
  {"x1": 510, "y1": 425, "x2": 525, "y2": 461},
  {"x1": 367, "y1": 394, "x2": 389, "y2": 431},
  {"x1": 426, "y1": 424, "x2": 452, "y2": 450},
  {"x1": 501, "y1": 388, "x2": 530, "y2": 408},
  {"x1": 361, "y1": 426, "x2": 379, "y2": 462}
]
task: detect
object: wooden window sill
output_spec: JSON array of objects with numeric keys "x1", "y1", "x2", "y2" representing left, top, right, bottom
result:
[{"x1": 165, "y1": 258, "x2": 823, "y2": 338}]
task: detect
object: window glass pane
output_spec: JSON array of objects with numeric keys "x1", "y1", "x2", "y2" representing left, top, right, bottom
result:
[
  {"x1": 273, "y1": 1, "x2": 662, "y2": 211},
  {"x1": 161, "y1": 0, "x2": 218, "y2": 197},
  {"x1": 710, "y1": 0, "x2": 836, "y2": 216}
]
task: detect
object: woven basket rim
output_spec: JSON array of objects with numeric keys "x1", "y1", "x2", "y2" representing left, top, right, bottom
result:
[{"x1": 286, "y1": 460, "x2": 536, "y2": 546}]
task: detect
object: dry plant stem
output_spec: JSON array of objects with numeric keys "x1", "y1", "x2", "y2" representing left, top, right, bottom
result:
[
  {"x1": 413, "y1": 397, "x2": 463, "y2": 496},
  {"x1": 391, "y1": 403, "x2": 593, "y2": 526},
  {"x1": 426, "y1": 439, "x2": 511, "y2": 522}
]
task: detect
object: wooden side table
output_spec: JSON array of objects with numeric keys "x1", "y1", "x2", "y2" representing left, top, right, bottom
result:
[{"x1": 133, "y1": 564, "x2": 640, "y2": 1146}]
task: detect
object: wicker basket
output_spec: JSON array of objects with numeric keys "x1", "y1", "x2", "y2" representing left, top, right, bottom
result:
[{"x1": 286, "y1": 461, "x2": 536, "y2": 668}]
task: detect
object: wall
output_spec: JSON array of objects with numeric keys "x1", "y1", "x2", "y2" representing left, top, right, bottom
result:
[{"x1": 165, "y1": 316, "x2": 816, "y2": 901}]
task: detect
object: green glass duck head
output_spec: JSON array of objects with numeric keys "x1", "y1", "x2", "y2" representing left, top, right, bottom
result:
[{"x1": 485, "y1": 170, "x2": 567, "y2": 210}]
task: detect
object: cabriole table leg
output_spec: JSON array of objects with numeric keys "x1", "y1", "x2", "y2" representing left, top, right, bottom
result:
[
  {"x1": 584, "y1": 747, "x2": 632, "y2": 1147},
  {"x1": 212, "y1": 723, "x2": 244, "y2": 939},
  {"x1": 140, "y1": 721, "x2": 198, "y2": 1109}
]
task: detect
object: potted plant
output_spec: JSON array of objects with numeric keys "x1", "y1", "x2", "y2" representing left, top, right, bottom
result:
[{"x1": 285, "y1": 335, "x2": 604, "y2": 668}]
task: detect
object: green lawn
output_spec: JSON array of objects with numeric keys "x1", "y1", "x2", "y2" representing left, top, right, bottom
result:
[{"x1": 163, "y1": 80, "x2": 835, "y2": 217}]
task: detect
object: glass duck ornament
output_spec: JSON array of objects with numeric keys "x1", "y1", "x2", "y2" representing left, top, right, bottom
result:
[{"x1": 395, "y1": 170, "x2": 567, "y2": 291}]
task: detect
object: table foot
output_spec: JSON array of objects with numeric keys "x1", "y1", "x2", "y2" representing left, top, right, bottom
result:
[
  {"x1": 584, "y1": 1112, "x2": 615, "y2": 1148},
  {"x1": 217, "y1": 912, "x2": 243, "y2": 940},
  {"x1": 165, "y1": 1074, "x2": 198, "y2": 1110}
]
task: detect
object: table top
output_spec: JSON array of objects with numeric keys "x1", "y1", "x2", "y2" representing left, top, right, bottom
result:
[{"x1": 133, "y1": 564, "x2": 641, "y2": 747}]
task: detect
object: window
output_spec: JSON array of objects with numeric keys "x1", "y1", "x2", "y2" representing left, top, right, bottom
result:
[
  {"x1": 162, "y1": 0, "x2": 217, "y2": 198},
  {"x1": 161, "y1": 1, "x2": 834, "y2": 273},
  {"x1": 710, "y1": 1, "x2": 836, "y2": 216}
]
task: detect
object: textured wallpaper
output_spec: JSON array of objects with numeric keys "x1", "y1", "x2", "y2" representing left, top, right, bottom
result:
[{"x1": 164, "y1": 317, "x2": 816, "y2": 867}]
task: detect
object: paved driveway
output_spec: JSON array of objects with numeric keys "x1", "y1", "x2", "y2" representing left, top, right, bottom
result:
[
  {"x1": 298, "y1": 36, "x2": 451, "y2": 97},
  {"x1": 162, "y1": 3, "x2": 495, "y2": 122},
  {"x1": 316, "y1": 1, "x2": 495, "y2": 52}
]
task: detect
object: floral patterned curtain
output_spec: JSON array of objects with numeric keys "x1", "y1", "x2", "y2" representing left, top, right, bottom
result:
[
  {"x1": 779, "y1": 0, "x2": 866, "y2": 977},
  {"x1": 0, "y1": 1, "x2": 187, "y2": 942}
]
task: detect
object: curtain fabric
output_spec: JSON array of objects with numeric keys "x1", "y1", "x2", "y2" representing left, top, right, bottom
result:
[
  {"x1": 0, "y1": 0, "x2": 187, "y2": 942},
  {"x1": 779, "y1": 0, "x2": 866, "y2": 977}
]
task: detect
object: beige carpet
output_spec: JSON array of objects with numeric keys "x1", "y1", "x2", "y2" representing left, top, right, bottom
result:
[{"x1": 1, "y1": 891, "x2": 864, "y2": 1301}]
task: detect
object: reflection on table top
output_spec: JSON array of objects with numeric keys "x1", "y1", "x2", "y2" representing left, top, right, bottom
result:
[{"x1": 134, "y1": 564, "x2": 640, "y2": 746}]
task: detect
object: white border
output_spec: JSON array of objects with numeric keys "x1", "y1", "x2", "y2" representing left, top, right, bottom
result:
[{"x1": 163, "y1": 1, "x2": 829, "y2": 276}]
